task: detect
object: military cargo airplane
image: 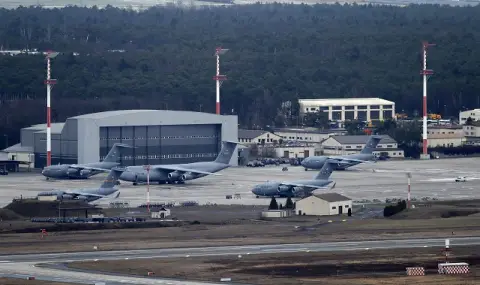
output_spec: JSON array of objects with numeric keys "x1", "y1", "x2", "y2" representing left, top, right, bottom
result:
[
  {"x1": 37, "y1": 167, "x2": 125, "y2": 203},
  {"x1": 301, "y1": 135, "x2": 381, "y2": 171},
  {"x1": 41, "y1": 143, "x2": 132, "y2": 180},
  {"x1": 251, "y1": 159, "x2": 337, "y2": 198},
  {"x1": 119, "y1": 141, "x2": 238, "y2": 185}
]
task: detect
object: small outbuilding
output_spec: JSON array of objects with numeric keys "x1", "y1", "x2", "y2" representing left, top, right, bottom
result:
[
  {"x1": 151, "y1": 208, "x2": 171, "y2": 219},
  {"x1": 296, "y1": 193, "x2": 352, "y2": 216}
]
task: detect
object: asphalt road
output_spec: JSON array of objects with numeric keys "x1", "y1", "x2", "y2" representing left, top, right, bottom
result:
[{"x1": 1, "y1": 236, "x2": 480, "y2": 284}]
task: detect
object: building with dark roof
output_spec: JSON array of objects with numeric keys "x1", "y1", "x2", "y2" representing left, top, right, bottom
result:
[
  {"x1": 4, "y1": 110, "x2": 238, "y2": 168},
  {"x1": 320, "y1": 135, "x2": 404, "y2": 158},
  {"x1": 296, "y1": 192, "x2": 352, "y2": 216},
  {"x1": 238, "y1": 129, "x2": 281, "y2": 145}
]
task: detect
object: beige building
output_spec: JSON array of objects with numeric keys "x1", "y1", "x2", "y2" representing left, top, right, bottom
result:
[
  {"x1": 296, "y1": 193, "x2": 352, "y2": 216},
  {"x1": 463, "y1": 122, "x2": 480, "y2": 145},
  {"x1": 299, "y1": 98, "x2": 395, "y2": 122},
  {"x1": 238, "y1": 129, "x2": 282, "y2": 145},
  {"x1": 459, "y1": 108, "x2": 480, "y2": 124},
  {"x1": 320, "y1": 135, "x2": 404, "y2": 158},
  {"x1": 427, "y1": 126, "x2": 465, "y2": 148}
]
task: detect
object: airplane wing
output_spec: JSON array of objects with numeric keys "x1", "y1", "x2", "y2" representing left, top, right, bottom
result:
[
  {"x1": 152, "y1": 165, "x2": 221, "y2": 176},
  {"x1": 279, "y1": 182, "x2": 332, "y2": 189},
  {"x1": 68, "y1": 190, "x2": 107, "y2": 198},
  {"x1": 68, "y1": 165, "x2": 111, "y2": 172},
  {"x1": 326, "y1": 157, "x2": 374, "y2": 164}
]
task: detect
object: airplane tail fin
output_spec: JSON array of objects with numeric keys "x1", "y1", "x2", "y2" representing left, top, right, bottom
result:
[
  {"x1": 103, "y1": 143, "x2": 133, "y2": 163},
  {"x1": 100, "y1": 167, "x2": 125, "y2": 189},
  {"x1": 214, "y1": 141, "x2": 238, "y2": 164},
  {"x1": 314, "y1": 160, "x2": 334, "y2": 180},
  {"x1": 360, "y1": 135, "x2": 382, "y2": 154}
]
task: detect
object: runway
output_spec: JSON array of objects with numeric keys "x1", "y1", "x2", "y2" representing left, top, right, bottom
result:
[
  {"x1": 1, "y1": 157, "x2": 480, "y2": 207},
  {"x1": 1, "y1": 236, "x2": 480, "y2": 284}
]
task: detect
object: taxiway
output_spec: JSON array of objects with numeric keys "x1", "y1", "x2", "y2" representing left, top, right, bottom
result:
[{"x1": 1, "y1": 237, "x2": 480, "y2": 284}]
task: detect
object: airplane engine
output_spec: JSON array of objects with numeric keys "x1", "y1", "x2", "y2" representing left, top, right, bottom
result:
[
  {"x1": 167, "y1": 171, "x2": 181, "y2": 181},
  {"x1": 61, "y1": 194, "x2": 74, "y2": 199},
  {"x1": 80, "y1": 169, "x2": 92, "y2": 176},
  {"x1": 66, "y1": 168, "x2": 78, "y2": 175},
  {"x1": 77, "y1": 195, "x2": 88, "y2": 200},
  {"x1": 277, "y1": 185, "x2": 291, "y2": 192},
  {"x1": 181, "y1": 173, "x2": 195, "y2": 181}
]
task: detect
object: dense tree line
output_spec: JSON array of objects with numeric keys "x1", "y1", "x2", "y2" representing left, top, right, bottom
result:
[{"x1": 1, "y1": 4, "x2": 480, "y2": 145}]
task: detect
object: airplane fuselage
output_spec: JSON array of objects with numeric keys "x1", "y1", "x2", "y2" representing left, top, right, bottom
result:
[
  {"x1": 41, "y1": 161, "x2": 119, "y2": 180},
  {"x1": 302, "y1": 153, "x2": 374, "y2": 170},
  {"x1": 119, "y1": 161, "x2": 230, "y2": 184},
  {"x1": 37, "y1": 187, "x2": 119, "y2": 202},
  {"x1": 252, "y1": 179, "x2": 333, "y2": 198}
]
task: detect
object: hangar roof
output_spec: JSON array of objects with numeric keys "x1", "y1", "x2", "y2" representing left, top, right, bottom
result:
[
  {"x1": 70, "y1": 109, "x2": 226, "y2": 120},
  {"x1": 3, "y1": 143, "x2": 33, "y2": 153},
  {"x1": 23, "y1": 123, "x2": 65, "y2": 134},
  {"x1": 71, "y1": 110, "x2": 155, "y2": 119},
  {"x1": 314, "y1": 193, "x2": 351, "y2": 202},
  {"x1": 330, "y1": 135, "x2": 396, "y2": 145},
  {"x1": 299, "y1": 98, "x2": 394, "y2": 107}
]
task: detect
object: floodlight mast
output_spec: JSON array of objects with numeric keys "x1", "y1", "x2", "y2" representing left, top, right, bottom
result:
[
  {"x1": 420, "y1": 41, "x2": 435, "y2": 159},
  {"x1": 44, "y1": 51, "x2": 59, "y2": 167},
  {"x1": 213, "y1": 47, "x2": 228, "y2": 115}
]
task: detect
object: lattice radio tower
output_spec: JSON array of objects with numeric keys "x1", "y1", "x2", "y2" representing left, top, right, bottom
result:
[
  {"x1": 213, "y1": 47, "x2": 228, "y2": 115},
  {"x1": 420, "y1": 41, "x2": 435, "y2": 159},
  {"x1": 45, "y1": 51, "x2": 59, "y2": 167}
]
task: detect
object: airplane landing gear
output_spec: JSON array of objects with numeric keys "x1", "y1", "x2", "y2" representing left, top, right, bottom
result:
[{"x1": 133, "y1": 182, "x2": 138, "y2": 186}]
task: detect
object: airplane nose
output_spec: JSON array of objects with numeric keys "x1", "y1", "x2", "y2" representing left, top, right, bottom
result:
[{"x1": 251, "y1": 187, "x2": 259, "y2": 195}]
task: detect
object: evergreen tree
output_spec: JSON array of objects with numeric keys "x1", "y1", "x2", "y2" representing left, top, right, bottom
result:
[{"x1": 268, "y1": 197, "x2": 279, "y2": 210}]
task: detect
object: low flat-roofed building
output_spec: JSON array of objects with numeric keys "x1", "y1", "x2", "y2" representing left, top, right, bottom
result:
[
  {"x1": 427, "y1": 125, "x2": 465, "y2": 148},
  {"x1": 299, "y1": 98, "x2": 395, "y2": 122},
  {"x1": 238, "y1": 129, "x2": 282, "y2": 145},
  {"x1": 296, "y1": 193, "x2": 352, "y2": 216}
]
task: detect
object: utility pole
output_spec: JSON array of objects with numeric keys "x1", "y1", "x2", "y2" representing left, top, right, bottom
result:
[
  {"x1": 44, "y1": 51, "x2": 59, "y2": 166},
  {"x1": 213, "y1": 47, "x2": 228, "y2": 115},
  {"x1": 420, "y1": 41, "x2": 435, "y2": 160},
  {"x1": 144, "y1": 165, "x2": 151, "y2": 213},
  {"x1": 407, "y1": 172, "x2": 411, "y2": 209}
]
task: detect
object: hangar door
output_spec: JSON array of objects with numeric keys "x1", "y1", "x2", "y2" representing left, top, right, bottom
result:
[{"x1": 99, "y1": 124, "x2": 221, "y2": 166}]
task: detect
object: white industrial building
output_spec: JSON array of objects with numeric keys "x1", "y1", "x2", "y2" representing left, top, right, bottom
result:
[
  {"x1": 427, "y1": 126, "x2": 465, "y2": 148},
  {"x1": 320, "y1": 135, "x2": 404, "y2": 158},
  {"x1": 296, "y1": 193, "x2": 352, "y2": 216},
  {"x1": 299, "y1": 98, "x2": 395, "y2": 122},
  {"x1": 459, "y1": 109, "x2": 480, "y2": 124}
]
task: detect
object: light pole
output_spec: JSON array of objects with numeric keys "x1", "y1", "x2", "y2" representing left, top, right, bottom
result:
[
  {"x1": 44, "y1": 51, "x2": 59, "y2": 167},
  {"x1": 407, "y1": 172, "x2": 411, "y2": 209},
  {"x1": 144, "y1": 165, "x2": 151, "y2": 213},
  {"x1": 213, "y1": 47, "x2": 228, "y2": 115}
]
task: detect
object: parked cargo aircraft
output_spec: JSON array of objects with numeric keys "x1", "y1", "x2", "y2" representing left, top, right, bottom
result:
[
  {"x1": 119, "y1": 141, "x2": 238, "y2": 185},
  {"x1": 37, "y1": 167, "x2": 125, "y2": 202},
  {"x1": 41, "y1": 143, "x2": 132, "y2": 180},
  {"x1": 251, "y1": 160, "x2": 336, "y2": 198},
  {"x1": 301, "y1": 135, "x2": 381, "y2": 171}
]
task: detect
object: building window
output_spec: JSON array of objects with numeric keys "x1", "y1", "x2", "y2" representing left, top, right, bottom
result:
[
  {"x1": 345, "y1": 205, "x2": 349, "y2": 208},
  {"x1": 332, "y1": 206, "x2": 337, "y2": 209}
]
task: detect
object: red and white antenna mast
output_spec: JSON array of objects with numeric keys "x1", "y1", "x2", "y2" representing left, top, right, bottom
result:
[
  {"x1": 44, "y1": 51, "x2": 59, "y2": 167},
  {"x1": 213, "y1": 47, "x2": 228, "y2": 115},
  {"x1": 420, "y1": 41, "x2": 434, "y2": 159}
]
